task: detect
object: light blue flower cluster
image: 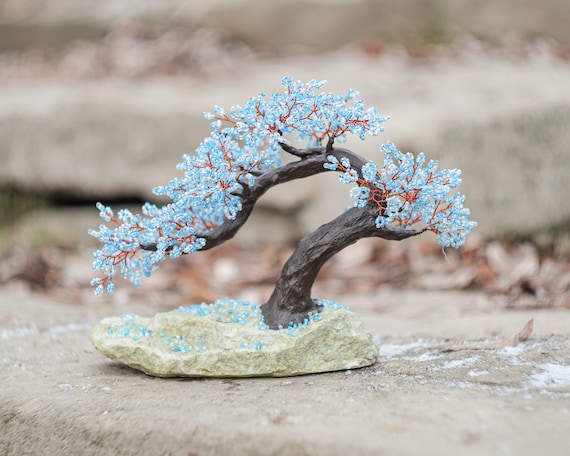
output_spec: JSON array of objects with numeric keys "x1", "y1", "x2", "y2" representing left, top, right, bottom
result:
[
  {"x1": 176, "y1": 298, "x2": 268, "y2": 329},
  {"x1": 107, "y1": 314, "x2": 153, "y2": 341},
  {"x1": 212, "y1": 76, "x2": 389, "y2": 146},
  {"x1": 327, "y1": 141, "x2": 477, "y2": 248},
  {"x1": 105, "y1": 298, "x2": 348, "y2": 354},
  {"x1": 163, "y1": 335, "x2": 206, "y2": 353},
  {"x1": 90, "y1": 78, "x2": 390, "y2": 294},
  {"x1": 239, "y1": 340, "x2": 274, "y2": 351},
  {"x1": 89, "y1": 203, "x2": 177, "y2": 295},
  {"x1": 275, "y1": 298, "x2": 349, "y2": 336}
]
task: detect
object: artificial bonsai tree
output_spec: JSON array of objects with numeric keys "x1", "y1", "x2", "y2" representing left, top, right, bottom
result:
[{"x1": 90, "y1": 77, "x2": 476, "y2": 330}]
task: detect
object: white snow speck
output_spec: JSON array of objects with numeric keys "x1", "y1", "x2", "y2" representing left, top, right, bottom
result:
[{"x1": 528, "y1": 363, "x2": 570, "y2": 389}]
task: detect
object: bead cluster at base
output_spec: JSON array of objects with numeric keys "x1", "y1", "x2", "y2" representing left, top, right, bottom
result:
[{"x1": 105, "y1": 297, "x2": 348, "y2": 353}]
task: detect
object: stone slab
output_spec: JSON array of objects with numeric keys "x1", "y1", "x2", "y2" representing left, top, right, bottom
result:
[{"x1": 1, "y1": 284, "x2": 570, "y2": 455}]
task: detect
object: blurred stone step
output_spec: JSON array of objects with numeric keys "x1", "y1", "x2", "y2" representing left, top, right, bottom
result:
[
  {"x1": 2, "y1": 0, "x2": 569, "y2": 52},
  {"x1": 1, "y1": 53, "x2": 569, "y2": 238}
]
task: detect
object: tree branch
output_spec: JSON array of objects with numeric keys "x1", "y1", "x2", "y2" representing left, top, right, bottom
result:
[
  {"x1": 142, "y1": 145, "x2": 369, "y2": 252},
  {"x1": 198, "y1": 146, "x2": 371, "y2": 248}
]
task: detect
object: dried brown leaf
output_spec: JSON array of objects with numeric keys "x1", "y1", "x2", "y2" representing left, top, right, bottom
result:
[{"x1": 443, "y1": 319, "x2": 533, "y2": 351}]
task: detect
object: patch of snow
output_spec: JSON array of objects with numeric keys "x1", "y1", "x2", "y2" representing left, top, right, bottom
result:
[
  {"x1": 48, "y1": 322, "x2": 94, "y2": 337},
  {"x1": 528, "y1": 363, "x2": 570, "y2": 389},
  {"x1": 0, "y1": 325, "x2": 38, "y2": 340},
  {"x1": 377, "y1": 340, "x2": 436, "y2": 359},
  {"x1": 412, "y1": 351, "x2": 443, "y2": 362},
  {"x1": 437, "y1": 356, "x2": 480, "y2": 370},
  {"x1": 1, "y1": 322, "x2": 93, "y2": 340},
  {"x1": 467, "y1": 369, "x2": 490, "y2": 377},
  {"x1": 57, "y1": 383, "x2": 74, "y2": 391},
  {"x1": 498, "y1": 345, "x2": 526, "y2": 357}
]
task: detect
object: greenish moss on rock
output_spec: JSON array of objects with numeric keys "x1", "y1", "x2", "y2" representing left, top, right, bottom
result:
[{"x1": 90, "y1": 302, "x2": 378, "y2": 378}]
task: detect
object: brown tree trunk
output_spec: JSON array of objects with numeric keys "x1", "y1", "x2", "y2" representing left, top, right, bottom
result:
[{"x1": 261, "y1": 204, "x2": 423, "y2": 329}]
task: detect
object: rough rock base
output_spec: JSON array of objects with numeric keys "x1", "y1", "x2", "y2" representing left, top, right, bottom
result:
[{"x1": 90, "y1": 299, "x2": 379, "y2": 377}]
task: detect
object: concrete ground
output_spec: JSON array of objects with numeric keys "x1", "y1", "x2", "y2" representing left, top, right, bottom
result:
[
  {"x1": 2, "y1": 1, "x2": 570, "y2": 454},
  {"x1": 1, "y1": 283, "x2": 569, "y2": 455}
]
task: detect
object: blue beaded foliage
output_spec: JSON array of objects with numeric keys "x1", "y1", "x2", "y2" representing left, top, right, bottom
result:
[
  {"x1": 90, "y1": 77, "x2": 476, "y2": 294},
  {"x1": 329, "y1": 141, "x2": 477, "y2": 248}
]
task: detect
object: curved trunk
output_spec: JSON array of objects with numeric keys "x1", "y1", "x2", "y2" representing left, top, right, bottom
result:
[
  {"x1": 261, "y1": 204, "x2": 424, "y2": 329},
  {"x1": 142, "y1": 143, "x2": 426, "y2": 329}
]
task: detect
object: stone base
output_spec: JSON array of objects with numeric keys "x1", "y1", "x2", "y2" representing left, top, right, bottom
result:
[{"x1": 90, "y1": 299, "x2": 379, "y2": 378}]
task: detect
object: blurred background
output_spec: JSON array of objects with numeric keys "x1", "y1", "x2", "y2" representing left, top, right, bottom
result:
[{"x1": 0, "y1": 0, "x2": 569, "y2": 310}]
